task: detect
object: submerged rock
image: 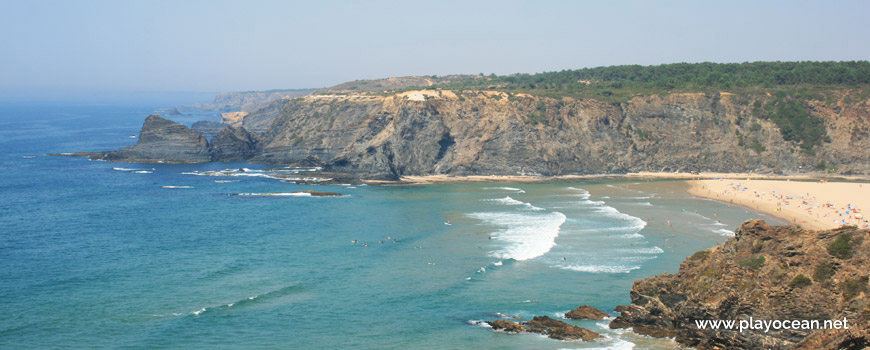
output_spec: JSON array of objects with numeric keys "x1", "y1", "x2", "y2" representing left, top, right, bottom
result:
[
  {"x1": 565, "y1": 305, "x2": 609, "y2": 320},
  {"x1": 293, "y1": 190, "x2": 342, "y2": 197},
  {"x1": 609, "y1": 220, "x2": 869, "y2": 349},
  {"x1": 486, "y1": 316, "x2": 601, "y2": 341},
  {"x1": 486, "y1": 320, "x2": 527, "y2": 333}
]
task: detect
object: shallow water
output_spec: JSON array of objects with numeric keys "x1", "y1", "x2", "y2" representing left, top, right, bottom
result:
[{"x1": 0, "y1": 105, "x2": 785, "y2": 349}]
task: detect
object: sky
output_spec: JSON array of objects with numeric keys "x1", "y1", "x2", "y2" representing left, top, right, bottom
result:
[{"x1": 1, "y1": 0, "x2": 868, "y2": 103}]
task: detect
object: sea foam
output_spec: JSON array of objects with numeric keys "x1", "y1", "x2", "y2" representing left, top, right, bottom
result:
[{"x1": 468, "y1": 211, "x2": 567, "y2": 261}]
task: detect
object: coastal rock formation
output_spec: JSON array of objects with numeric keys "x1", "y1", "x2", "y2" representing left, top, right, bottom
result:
[
  {"x1": 191, "y1": 120, "x2": 227, "y2": 138},
  {"x1": 221, "y1": 111, "x2": 248, "y2": 127},
  {"x1": 77, "y1": 84, "x2": 870, "y2": 178},
  {"x1": 208, "y1": 126, "x2": 260, "y2": 161},
  {"x1": 99, "y1": 115, "x2": 211, "y2": 163},
  {"x1": 565, "y1": 305, "x2": 609, "y2": 320},
  {"x1": 250, "y1": 89, "x2": 870, "y2": 179},
  {"x1": 486, "y1": 316, "x2": 601, "y2": 341},
  {"x1": 609, "y1": 220, "x2": 869, "y2": 349}
]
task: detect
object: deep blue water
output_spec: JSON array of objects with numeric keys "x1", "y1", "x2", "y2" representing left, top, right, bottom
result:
[{"x1": 0, "y1": 104, "x2": 785, "y2": 349}]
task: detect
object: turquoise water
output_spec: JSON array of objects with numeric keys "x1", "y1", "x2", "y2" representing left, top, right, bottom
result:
[{"x1": 0, "y1": 105, "x2": 785, "y2": 349}]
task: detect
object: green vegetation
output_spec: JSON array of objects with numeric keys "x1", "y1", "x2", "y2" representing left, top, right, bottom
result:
[
  {"x1": 739, "y1": 256, "x2": 766, "y2": 270},
  {"x1": 789, "y1": 274, "x2": 813, "y2": 288},
  {"x1": 813, "y1": 261, "x2": 837, "y2": 282},
  {"x1": 827, "y1": 233, "x2": 864, "y2": 259},
  {"x1": 764, "y1": 98, "x2": 829, "y2": 154},
  {"x1": 422, "y1": 61, "x2": 870, "y2": 102},
  {"x1": 689, "y1": 250, "x2": 710, "y2": 262},
  {"x1": 840, "y1": 276, "x2": 868, "y2": 300}
]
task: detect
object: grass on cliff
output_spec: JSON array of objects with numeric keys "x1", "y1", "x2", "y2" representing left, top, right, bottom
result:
[
  {"x1": 813, "y1": 261, "x2": 838, "y2": 282},
  {"x1": 739, "y1": 256, "x2": 766, "y2": 270},
  {"x1": 789, "y1": 274, "x2": 813, "y2": 288},
  {"x1": 827, "y1": 233, "x2": 864, "y2": 259}
]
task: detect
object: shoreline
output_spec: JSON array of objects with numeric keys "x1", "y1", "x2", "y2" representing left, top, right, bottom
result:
[
  {"x1": 398, "y1": 172, "x2": 870, "y2": 184},
  {"x1": 686, "y1": 179, "x2": 870, "y2": 230}
]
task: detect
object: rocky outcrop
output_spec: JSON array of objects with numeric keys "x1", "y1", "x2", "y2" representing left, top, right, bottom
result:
[
  {"x1": 221, "y1": 111, "x2": 248, "y2": 127},
  {"x1": 79, "y1": 115, "x2": 263, "y2": 163},
  {"x1": 609, "y1": 220, "x2": 869, "y2": 349},
  {"x1": 208, "y1": 126, "x2": 260, "y2": 161},
  {"x1": 486, "y1": 316, "x2": 601, "y2": 341},
  {"x1": 97, "y1": 115, "x2": 210, "y2": 163},
  {"x1": 191, "y1": 120, "x2": 227, "y2": 138},
  {"x1": 565, "y1": 305, "x2": 609, "y2": 320},
  {"x1": 241, "y1": 99, "x2": 291, "y2": 135}
]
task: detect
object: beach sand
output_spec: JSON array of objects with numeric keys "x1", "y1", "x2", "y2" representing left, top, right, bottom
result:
[{"x1": 687, "y1": 179, "x2": 870, "y2": 230}]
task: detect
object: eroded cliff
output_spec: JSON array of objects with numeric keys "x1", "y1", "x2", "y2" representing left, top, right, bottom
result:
[
  {"x1": 249, "y1": 89, "x2": 870, "y2": 179},
  {"x1": 609, "y1": 220, "x2": 869, "y2": 349}
]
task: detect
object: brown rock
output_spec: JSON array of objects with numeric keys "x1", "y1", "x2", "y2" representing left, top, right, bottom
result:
[
  {"x1": 486, "y1": 320, "x2": 526, "y2": 333},
  {"x1": 609, "y1": 220, "x2": 870, "y2": 350},
  {"x1": 565, "y1": 305, "x2": 609, "y2": 320}
]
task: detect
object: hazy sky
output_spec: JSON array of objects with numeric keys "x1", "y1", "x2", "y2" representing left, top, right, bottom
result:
[{"x1": 1, "y1": 0, "x2": 868, "y2": 102}]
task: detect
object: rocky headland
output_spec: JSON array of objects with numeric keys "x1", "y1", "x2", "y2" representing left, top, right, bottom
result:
[
  {"x1": 609, "y1": 220, "x2": 869, "y2": 349},
  {"x1": 72, "y1": 86, "x2": 870, "y2": 182}
]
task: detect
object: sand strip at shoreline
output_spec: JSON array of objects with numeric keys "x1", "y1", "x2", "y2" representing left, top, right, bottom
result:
[{"x1": 686, "y1": 179, "x2": 870, "y2": 230}]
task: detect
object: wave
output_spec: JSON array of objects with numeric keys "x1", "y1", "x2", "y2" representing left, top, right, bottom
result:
[
  {"x1": 616, "y1": 246, "x2": 664, "y2": 254},
  {"x1": 626, "y1": 201, "x2": 652, "y2": 206},
  {"x1": 132, "y1": 170, "x2": 152, "y2": 174},
  {"x1": 572, "y1": 338, "x2": 636, "y2": 350},
  {"x1": 214, "y1": 180, "x2": 239, "y2": 183},
  {"x1": 112, "y1": 167, "x2": 138, "y2": 172},
  {"x1": 713, "y1": 228, "x2": 735, "y2": 236},
  {"x1": 561, "y1": 264, "x2": 640, "y2": 274},
  {"x1": 484, "y1": 196, "x2": 525, "y2": 206},
  {"x1": 466, "y1": 320, "x2": 492, "y2": 328},
  {"x1": 467, "y1": 211, "x2": 567, "y2": 261},
  {"x1": 565, "y1": 187, "x2": 591, "y2": 199},
  {"x1": 483, "y1": 187, "x2": 526, "y2": 193},
  {"x1": 161, "y1": 186, "x2": 192, "y2": 189},
  {"x1": 592, "y1": 206, "x2": 647, "y2": 232},
  {"x1": 186, "y1": 284, "x2": 306, "y2": 317}
]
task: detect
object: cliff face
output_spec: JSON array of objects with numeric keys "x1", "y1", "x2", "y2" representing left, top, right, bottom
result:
[
  {"x1": 249, "y1": 89, "x2": 870, "y2": 178},
  {"x1": 91, "y1": 115, "x2": 259, "y2": 163},
  {"x1": 102, "y1": 115, "x2": 211, "y2": 163},
  {"x1": 609, "y1": 220, "x2": 869, "y2": 349}
]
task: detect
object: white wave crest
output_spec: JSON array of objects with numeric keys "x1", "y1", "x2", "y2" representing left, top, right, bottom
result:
[
  {"x1": 566, "y1": 187, "x2": 591, "y2": 199},
  {"x1": 561, "y1": 264, "x2": 640, "y2": 274},
  {"x1": 468, "y1": 211, "x2": 567, "y2": 261},
  {"x1": 484, "y1": 196, "x2": 525, "y2": 206},
  {"x1": 714, "y1": 228, "x2": 735, "y2": 236},
  {"x1": 483, "y1": 187, "x2": 526, "y2": 193}
]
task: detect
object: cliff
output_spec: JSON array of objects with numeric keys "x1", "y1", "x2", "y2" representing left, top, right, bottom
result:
[
  {"x1": 84, "y1": 115, "x2": 260, "y2": 163},
  {"x1": 80, "y1": 87, "x2": 870, "y2": 177},
  {"x1": 249, "y1": 89, "x2": 870, "y2": 179},
  {"x1": 609, "y1": 220, "x2": 869, "y2": 349},
  {"x1": 98, "y1": 115, "x2": 211, "y2": 163}
]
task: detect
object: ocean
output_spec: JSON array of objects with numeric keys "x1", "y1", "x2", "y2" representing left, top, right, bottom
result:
[{"x1": 0, "y1": 104, "x2": 786, "y2": 349}]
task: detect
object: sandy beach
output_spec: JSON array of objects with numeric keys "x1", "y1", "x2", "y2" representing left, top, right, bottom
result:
[
  {"x1": 687, "y1": 179, "x2": 870, "y2": 230},
  {"x1": 400, "y1": 172, "x2": 870, "y2": 231}
]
